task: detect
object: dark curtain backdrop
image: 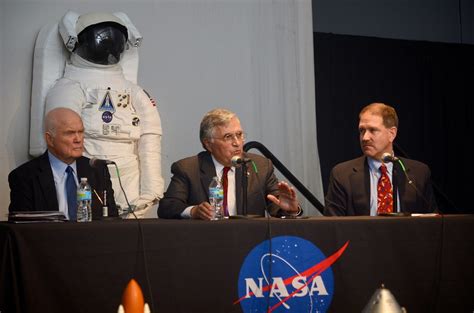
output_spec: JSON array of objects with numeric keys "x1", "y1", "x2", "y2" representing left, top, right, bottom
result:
[{"x1": 314, "y1": 32, "x2": 474, "y2": 214}]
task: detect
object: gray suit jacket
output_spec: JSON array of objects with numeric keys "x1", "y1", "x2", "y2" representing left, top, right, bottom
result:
[
  {"x1": 158, "y1": 151, "x2": 288, "y2": 219},
  {"x1": 324, "y1": 156, "x2": 437, "y2": 216}
]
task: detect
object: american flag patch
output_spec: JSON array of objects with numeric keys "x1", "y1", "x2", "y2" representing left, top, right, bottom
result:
[{"x1": 143, "y1": 89, "x2": 157, "y2": 107}]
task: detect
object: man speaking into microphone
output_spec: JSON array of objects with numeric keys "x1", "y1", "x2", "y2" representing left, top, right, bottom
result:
[
  {"x1": 324, "y1": 103, "x2": 437, "y2": 216},
  {"x1": 158, "y1": 108, "x2": 302, "y2": 220}
]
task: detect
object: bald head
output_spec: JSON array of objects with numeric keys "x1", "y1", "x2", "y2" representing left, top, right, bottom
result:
[
  {"x1": 44, "y1": 108, "x2": 80, "y2": 135},
  {"x1": 44, "y1": 108, "x2": 85, "y2": 164}
]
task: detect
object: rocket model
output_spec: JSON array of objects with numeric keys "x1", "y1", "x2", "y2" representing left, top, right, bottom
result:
[{"x1": 117, "y1": 279, "x2": 151, "y2": 313}]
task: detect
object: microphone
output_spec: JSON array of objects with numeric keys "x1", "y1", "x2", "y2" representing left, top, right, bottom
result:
[
  {"x1": 89, "y1": 157, "x2": 137, "y2": 218},
  {"x1": 89, "y1": 158, "x2": 116, "y2": 168},
  {"x1": 231, "y1": 155, "x2": 251, "y2": 167},
  {"x1": 89, "y1": 158, "x2": 117, "y2": 219},
  {"x1": 381, "y1": 153, "x2": 399, "y2": 163}
]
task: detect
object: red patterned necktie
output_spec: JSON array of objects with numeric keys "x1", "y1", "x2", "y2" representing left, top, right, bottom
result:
[
  {"x1": 377, "y1": 164, "x2": 393, "y2": 214},
  {"x1": 222, "y1": 167, "x2": 231, "y2": 216}
]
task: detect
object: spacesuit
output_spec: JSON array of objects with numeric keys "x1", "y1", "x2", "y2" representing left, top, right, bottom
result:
[{"x1": 45, "y1": 12, "x2": 164, "y2": 217}]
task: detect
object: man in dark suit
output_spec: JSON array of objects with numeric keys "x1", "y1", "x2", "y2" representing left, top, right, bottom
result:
[
  {"x1": 8, "y1": 107, "x2": 117, "y2": 220},
  {"x1": 158, "y1": 108, "x2": 301, "y2": 220},
  {"x1": 324, "y1": 103, "x2": 437, "y2": 216}
]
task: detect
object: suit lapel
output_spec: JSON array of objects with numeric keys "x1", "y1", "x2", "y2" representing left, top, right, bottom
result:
[
  {"x1": 350, "y1": 157, "x2": 371, "y2": 215},
  {"x1": 235, "y1": 167, "x2": 243, "y2": 215},
  {"x1": 76, "y1": 157, "x2": 91, "y2": 185},
  {"x1": 199, "y1": 152, "x2": 217, "y2": 202},
  {"x1": 38, "y1": 152, "x2": 59, "y2": 211}
]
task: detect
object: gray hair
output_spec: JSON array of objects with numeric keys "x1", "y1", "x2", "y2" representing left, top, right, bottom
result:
[{"x1": 199, "y1": 108, "x2": 237, "y2": 148}]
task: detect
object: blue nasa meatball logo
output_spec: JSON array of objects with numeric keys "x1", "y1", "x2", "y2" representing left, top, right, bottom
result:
[
  {"x1": 102, "y1": 111, "x2": 113, "y2": 123},
  {"x1": 236, "y1": 236, "x2": 348, "y2": 313}
]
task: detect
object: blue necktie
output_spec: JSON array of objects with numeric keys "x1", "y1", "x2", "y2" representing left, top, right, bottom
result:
[{"x1": 65, "y1": 166, "x2": 77, "y2": 221}]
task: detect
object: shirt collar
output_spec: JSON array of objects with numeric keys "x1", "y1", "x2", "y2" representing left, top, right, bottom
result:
[
  {"x1": 48, "y1": 150, "x2": 78, "y2": 175},
  {"x1": 367, "y1": 156, "x2": 393, "y2": 175},
  {"x1": 211, "y1": 155, "x2": 234, "y2": 175}
]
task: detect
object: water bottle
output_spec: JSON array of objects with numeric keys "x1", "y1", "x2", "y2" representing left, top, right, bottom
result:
[
  {"x1": 208, "y1": 176, "x2": 224, "y2": 220},
  {"x1": 77, "y1": 177, "x2": 92, "y2": 222}
]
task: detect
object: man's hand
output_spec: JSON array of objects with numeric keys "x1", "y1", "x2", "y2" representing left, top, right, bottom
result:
[
  {"x1": 267, "y1": 181, "x2": 299, "y2": 214},
  {"x1": 190, "y1": 202, "x2": 214, "y2": 220}
]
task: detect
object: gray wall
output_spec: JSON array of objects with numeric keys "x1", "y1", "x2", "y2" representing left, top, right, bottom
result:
[
  {"x1": 313, "y1": 0, "x2": 474, "y2": 44},
  {"x1": 0, "y1": 0, "x2": 319, "y2": 219}
]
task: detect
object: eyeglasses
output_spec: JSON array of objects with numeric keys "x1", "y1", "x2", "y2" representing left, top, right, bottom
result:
[{"x1": 213, "y1": 131, "x2": 246, "y2": 143}]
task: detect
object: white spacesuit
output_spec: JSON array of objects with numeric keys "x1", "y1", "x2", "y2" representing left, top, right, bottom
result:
[{"x1": 45, "y1": 12, "x2": 164, "y2": 217}]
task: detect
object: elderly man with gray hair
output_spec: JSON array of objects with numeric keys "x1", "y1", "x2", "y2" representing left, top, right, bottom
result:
[
  {"x1": 158, "y1": 108, "x2": 301, "y2": 220},
  {"x1": 9, "y1": 107, "x2": 117, "y2": 220}
]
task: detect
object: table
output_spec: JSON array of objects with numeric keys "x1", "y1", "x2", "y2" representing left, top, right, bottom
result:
[{"x1": 1, "y1": 215, "x2": 473, "y2": 313}]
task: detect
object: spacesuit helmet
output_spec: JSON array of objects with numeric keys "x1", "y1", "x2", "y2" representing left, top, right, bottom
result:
[{"x1": 74, "y1": 13, "x2": 128, "y2": 65}]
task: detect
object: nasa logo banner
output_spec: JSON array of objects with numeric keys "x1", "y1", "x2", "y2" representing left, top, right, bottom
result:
[{"x1": 235, "y1": 236, "x2": 349, "y2": 313}]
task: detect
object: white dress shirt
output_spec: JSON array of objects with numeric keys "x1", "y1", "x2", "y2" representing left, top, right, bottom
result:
[
  {"x1": 367, "y1": 157, "x2": 401, "y2": 216},
  {"x1": 48, "y1": 151, "x2": 78, "y2": 220},
  {"x1": 180, "y1": 156, "x2": 237, "y2": 218}
]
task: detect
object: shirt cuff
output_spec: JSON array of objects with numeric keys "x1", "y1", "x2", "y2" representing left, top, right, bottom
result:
[
  {"x1": 288, "y1": 205, "x2": 302, "y2": 217},
  {"x1": 181, "y1": 206, "x2": 194, "y2": 219}
]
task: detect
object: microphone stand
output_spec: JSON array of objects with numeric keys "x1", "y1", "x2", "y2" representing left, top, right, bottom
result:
[
  {"x1": 102, "y1": 166, "x2": 108, "y2": 218},
  {"x1": 102, "y1": 165, "x2": 109, "y2": 219},
  {"x1": 229, "y1": 156, "x2": 262, "y2": 219},
  {"x1": 242, "y1": 162, "x2": 248, "y2": 216}
]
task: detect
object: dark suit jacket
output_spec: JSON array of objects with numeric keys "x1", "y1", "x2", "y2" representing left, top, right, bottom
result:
[
  {"x1": 324, "y1": 156, "x2": 437, "y2": 216},
  {"x1": 158, "y1": 151, "x2": 289, "y2": 219},
  {"x1": 8, "y1": 151, "x2": 117, "y2": 219}
]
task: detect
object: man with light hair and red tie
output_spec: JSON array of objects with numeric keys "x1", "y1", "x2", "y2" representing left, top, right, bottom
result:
[{"x1": 324, "y1": 102, "x2": 437, "y2": 216}]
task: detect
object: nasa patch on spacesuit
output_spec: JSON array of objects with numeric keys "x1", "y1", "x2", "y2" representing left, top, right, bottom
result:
[{"x1": 82, "y1": 87, "x2": 141, "y2": 140}]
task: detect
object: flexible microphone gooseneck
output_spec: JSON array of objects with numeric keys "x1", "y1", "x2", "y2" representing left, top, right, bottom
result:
[
  {"x1": 89, "y1": 158, "x2": 116, "y2": 217},
  {"x1": 382, "y1": 152, "x2": 412, "y2": 185},
  {"x1": 396, "y1": 158, "x2": 434, "y2": 212},
  {"x1": 393, "y1": 143, "x2": 458, "y2": 212},
  {"x1": 90, "y1": 158, "x2": 137, "y2": 219},
  {"x1": 381, "y1": 153, "x2": 434, "y2": 212}
]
